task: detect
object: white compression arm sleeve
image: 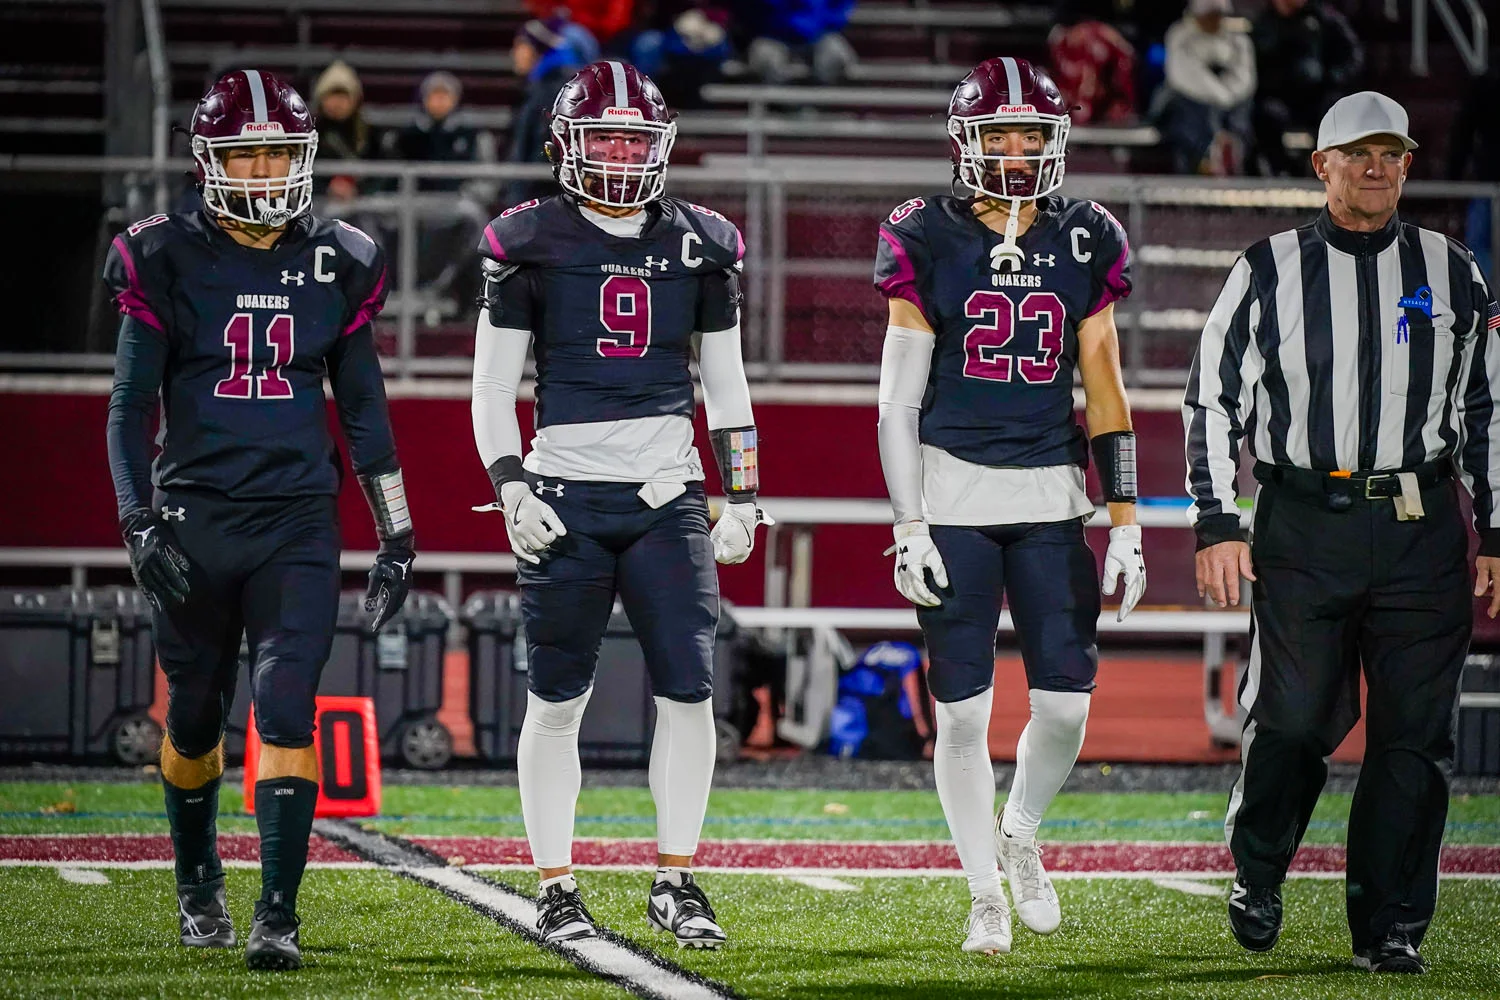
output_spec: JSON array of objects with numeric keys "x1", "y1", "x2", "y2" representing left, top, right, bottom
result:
[
  {"x1": 696, "y1": 323, "x2": 755, "y2": 429},
  {"x1": 877, "y1": 324, "x2": 934, "y2": 524},
  {"x1": 471, "y1": 312, "x2": 532, "y2": 468}
]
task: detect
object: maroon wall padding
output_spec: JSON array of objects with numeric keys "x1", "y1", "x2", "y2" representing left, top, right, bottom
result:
[{"x1": 7, "y1": 393, "x2": 1493, "y2": 637}]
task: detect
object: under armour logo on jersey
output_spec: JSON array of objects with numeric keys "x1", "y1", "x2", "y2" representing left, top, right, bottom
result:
[
  {"x1": 990, "y1": 243, "x2": 1024, "y2": 273},
  {"x1": 162, "y1": 507, "x2": 186, "y2": 522},
  {"x1": 280, "y1": 270, "x2": 305, "y2": 286},
  {"x1": 534, "y1": 482, "x2": 565, "y2": 497},
  {"x1": 1032, "y1": 253, "x2": 1056, "y2": 267},
  {"x1": 644, "y1": 256, "x2": 669, "y2": 271}
]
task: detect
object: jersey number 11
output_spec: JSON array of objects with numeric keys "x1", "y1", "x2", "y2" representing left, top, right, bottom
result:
[{"x1": 215, "y1": 313, "x2": 295, "y2": 400}]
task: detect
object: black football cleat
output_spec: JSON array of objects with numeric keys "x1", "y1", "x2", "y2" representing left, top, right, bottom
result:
[
  {"x1": 177, "y1": 876, "x2": 235, "y2": 948},
  {"x1": 1227, "y1": 877, "x2": 1282, "y2": 952},
  {"x1": 647, "y1": 872, "x2": 727, "y2": 949},
  {"x1": 245, "y1": 896, "x2": 302, "y2": 971},
  {"x1": 536, "y1": 876, "x2": 598, "y2": 944},
  {"x1": 1354, "y1": 931, "x2": 1426, "y2": 974}
]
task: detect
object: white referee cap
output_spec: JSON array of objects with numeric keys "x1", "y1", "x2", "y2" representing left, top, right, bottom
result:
[{"x1": 1316, "y1": 91, "x2": 1418, "y2": 151}]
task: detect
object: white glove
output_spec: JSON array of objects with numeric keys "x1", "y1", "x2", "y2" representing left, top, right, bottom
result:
[
  {"x1": 711, "y1": 501, "x2": 773, "y2": 565},
  {"x1": 888, "y1": 521, "x2": 948, "y2": 607},
  {"x1": 499, "y1": 481, "x2": 567, "y2": 565},
  {"x1": 1101, "y1": 523, "x2": 1146, "y2": 622}
]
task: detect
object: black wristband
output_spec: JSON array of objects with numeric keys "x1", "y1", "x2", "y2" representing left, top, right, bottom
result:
[
  {"x1": 709, "y1": 426, "x2": 759, "y2": 502},
  {"x1": 1194, "y1": 512, "x2": 1246, "y2": 550},
  {"x1": 486, "y1": 455, "x2": 526, "y2": 504},
  {"x1": 1091, "y1": 430, "x2": 1138, "y2": 504}
]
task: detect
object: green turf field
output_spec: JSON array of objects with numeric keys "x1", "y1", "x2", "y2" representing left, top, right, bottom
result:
[{"x1": 2, "y1": 779, "x2": 1497, "y2": 999}]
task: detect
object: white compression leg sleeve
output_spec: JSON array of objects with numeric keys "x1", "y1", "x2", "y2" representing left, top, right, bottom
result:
[
  {"x1": 649, "y1": 697, "x2": 717, "y2": 858},
  {"x1": 933, "y1": 690, "x2": 1002, "y2": 898},
  {"x1": 1004, "y1": 689, "x2": 1091, "y2": 841},
  {"x1": 518, "y1": 688, "x2": 592, "y2": 870}
]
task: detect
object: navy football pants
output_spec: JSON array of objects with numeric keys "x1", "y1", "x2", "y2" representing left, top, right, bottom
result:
[
  {"x1": 919, "y1": 519, "x2": 1100, "y2": 703},
  {"x1": 517, "y1": 476, "x2": 718, "y2": 705},
  {"x1": 151, "y1": 489, "x2": 340, "y2": 755}
]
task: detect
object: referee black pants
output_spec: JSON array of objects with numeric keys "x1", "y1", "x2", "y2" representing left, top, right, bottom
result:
[{"x1": 1226, "y1": 476, "x2": 1469, "y2": 952}]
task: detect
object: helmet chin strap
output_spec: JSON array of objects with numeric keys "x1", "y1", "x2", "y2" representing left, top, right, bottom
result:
[{"x1": 1001, "y1": 196, "x2": 1023, "y2": 248}]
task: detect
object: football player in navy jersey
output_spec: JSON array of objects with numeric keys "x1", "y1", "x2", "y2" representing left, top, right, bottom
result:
[
  {"x1": 471, "y1": 61, "x2": 768, "y2": 949},
  {"x1": 874, "y1": 57, "x2": 1147, "y2": 955},
  {"x1": 103, "y1": 71, "x2": 414, "y2": 970}
]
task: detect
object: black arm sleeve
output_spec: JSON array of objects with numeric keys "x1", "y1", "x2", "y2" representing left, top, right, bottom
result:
[
  {"x1": 106, "y1": 315, "x2": 167, "y2": 521},
  {"x1": 326, "y1": 324, "x2": 399, "y2": 477}
]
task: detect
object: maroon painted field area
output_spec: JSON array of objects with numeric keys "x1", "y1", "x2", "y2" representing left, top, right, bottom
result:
[{"x1": 3, "y1": 834, "x2": 1498, "y2": 875}]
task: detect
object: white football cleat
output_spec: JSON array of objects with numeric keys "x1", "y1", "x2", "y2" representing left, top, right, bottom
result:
[
  {"x1": 996, "y1": 814, "x2": 1062, "y2": 935},
  {"x1": 962, "y1": 894, "x2": 1012, "y2": 955}
]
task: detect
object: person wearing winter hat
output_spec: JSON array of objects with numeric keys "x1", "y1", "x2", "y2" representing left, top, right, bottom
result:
[{"x1": 311, "y1": 60, "x2": 373, "y2": 199}]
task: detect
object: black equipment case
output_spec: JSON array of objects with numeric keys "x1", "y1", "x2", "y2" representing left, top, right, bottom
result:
[{"x1": 0, "y1": 587, "x2": 162, "y2": 765}]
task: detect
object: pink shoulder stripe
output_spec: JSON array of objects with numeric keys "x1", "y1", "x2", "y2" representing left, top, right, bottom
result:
[
  {"x1": 110, "y1": 235, "x2": 164, "y2": 332},
  {"x1": 343, "y1": 265, "x2": 387, "y2": 335}
]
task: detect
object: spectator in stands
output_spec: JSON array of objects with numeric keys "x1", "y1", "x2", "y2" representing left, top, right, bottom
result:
[
  {"x1": 1250, "y1": 0, "x2": 1363, "y2": 176},
  {"x1": 311, "y1": 60, "x2": 374, "y2": 200},
  {"x1": 1155, "y1": 0, "x2": 1255, "y2": 175},
  {"x1": 527, "y1": 0, "x2": 636, "y2": 48},
  {"x1": 507, "y1": 14, "x2": 592, "y2": 206},
  {"x1": 1048, "y1": 1, "x2": 1138, "y2": 124},
  {"x1": 631, "y1": 4, "x2": 735, "y2": 109},
  {"x1": 384, "y1": 71, "x2": 494, "y2": 193},
  {"x1": 734, "y1": 0, "x2": 857, "y2": 86},
  {"x1": 1448, "y1": 60, "x2": 1500, "y2": 281},
  {"x1": 385, "y1": 71, "x2": 495, "y2": 309}
]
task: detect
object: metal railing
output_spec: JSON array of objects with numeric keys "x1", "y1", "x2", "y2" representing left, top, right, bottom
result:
[{"x1": 2, "y1": 154, "x2": 1496, "y2": 385}]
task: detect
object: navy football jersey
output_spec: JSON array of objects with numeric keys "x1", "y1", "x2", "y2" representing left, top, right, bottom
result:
[
  {"x1": 477, "y1": 195, "x2": 743, "y2": 429},
  {"x1": 873, "y1": 194, "x2": 1132, "y2": 468},
  {"x1": 103, "y1": 210, "x2": 388, "y2": 498}
]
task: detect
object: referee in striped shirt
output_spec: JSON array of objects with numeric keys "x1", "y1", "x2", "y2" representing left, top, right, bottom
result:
[{"x1": 1184, "y1": 91, "x2": 1500, "y2": 974}]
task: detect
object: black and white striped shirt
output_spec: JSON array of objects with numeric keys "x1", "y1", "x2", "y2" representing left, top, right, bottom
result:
[{"x1": 1184, "y1": 208, "x2": 1500, "y2": 546}]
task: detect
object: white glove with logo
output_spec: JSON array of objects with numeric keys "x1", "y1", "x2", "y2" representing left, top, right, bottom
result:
[
  {"x1": 888, "y1": 521, "x2": 948, "y2": 607},
  {"x1": 499, "y1": 481, "x2": 567, "y2": 565},
  {"x1": 711, "y1": 501, "x2": 774, "y2": 565},
  {"x1": 1101, "y1": 523, "x2": 1146, "y2": 621}
]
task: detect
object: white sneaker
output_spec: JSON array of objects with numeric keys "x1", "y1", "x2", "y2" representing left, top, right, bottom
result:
[
  {"x1": 995, "y1": 814, "x2": 1061, "y2": 935},
  {"x1": 962, "y1": 894, "x2": 1012, "y2": 955}
]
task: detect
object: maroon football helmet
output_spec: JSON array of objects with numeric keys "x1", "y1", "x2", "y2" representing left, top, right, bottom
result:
[
  {"x1": 547, "y1": 61, "x2": 677, "y2": 208},
  {"x1": 190, "y1": 70, "x2": 318, "y2": 226},
  {"x1": 948, "y1": 57, "x2": 1071, "y2": 201}
]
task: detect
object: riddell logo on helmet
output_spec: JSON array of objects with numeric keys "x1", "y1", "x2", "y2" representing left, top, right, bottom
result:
[
  {"x1": 998, "y1": 105, "x2": 1037, "y2": 114},
  {"x1": 240, "y1": 122, "x2": 286, "y2": 135},
  {"x1": 602, "y1": 106, "x2": 644, "y2": 119}
]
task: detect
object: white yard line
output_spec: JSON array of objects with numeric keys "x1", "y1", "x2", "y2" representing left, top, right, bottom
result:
[
  {"x1": 57, "y1": 867, "x2": 109, "y2": 885},
  {"x1": 315, "y1": 820, "x2": 741, "y2": 1000},
  {"x1": 785, "y1": 875, "x2": 860, "y2": 891},
  {"x1": 1151, "y1": 877, "x2": 1225, "y2": 897}
]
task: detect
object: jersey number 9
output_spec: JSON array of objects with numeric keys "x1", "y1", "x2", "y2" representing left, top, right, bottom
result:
[
  {"x1": 962, "y1": 290, "x2": 1065, "y2": 384},
  {"x1": 598, "y1": 275, "x2": 652, "y2": 359}
]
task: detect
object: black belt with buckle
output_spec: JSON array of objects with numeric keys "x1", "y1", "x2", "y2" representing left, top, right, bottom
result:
[{"x1": 1252, "y1": 461, "x2": 1454, "y2": 509}]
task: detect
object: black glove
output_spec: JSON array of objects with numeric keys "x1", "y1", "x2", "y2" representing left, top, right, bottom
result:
[
  {"x1": 121, "y1": 508, "x2": 192, "y2": 611},
  {"x1": 365, "y1": 532, "x2": 414, "y2": 632}
]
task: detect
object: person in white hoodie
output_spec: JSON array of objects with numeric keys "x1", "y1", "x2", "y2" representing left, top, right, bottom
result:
[{"x1": 1155, "y1": 0, "x2": 1256, "y2": 174}]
